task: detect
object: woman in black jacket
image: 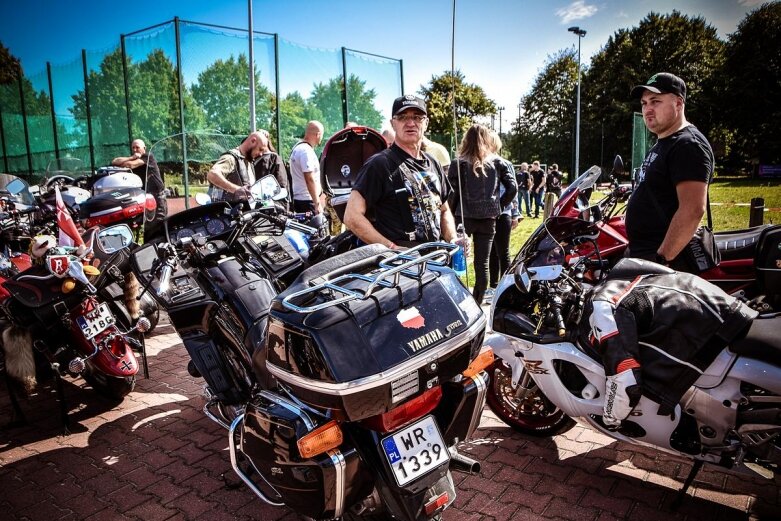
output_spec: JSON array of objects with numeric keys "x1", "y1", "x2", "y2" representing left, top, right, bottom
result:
[{"x1": 448, "y1": 124, "x2": 517, "y2": 304}]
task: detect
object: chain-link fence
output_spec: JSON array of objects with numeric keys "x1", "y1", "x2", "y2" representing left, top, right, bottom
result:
[{"x1": 0, "y1": 17, "x2": 403, "y2": 188}]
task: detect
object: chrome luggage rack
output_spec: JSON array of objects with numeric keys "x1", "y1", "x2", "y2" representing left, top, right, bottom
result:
[{"x1": 281, "y1": 242, "x2": 457, "y2": 313}]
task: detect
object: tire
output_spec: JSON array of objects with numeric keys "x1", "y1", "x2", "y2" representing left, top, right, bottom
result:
[
  {"x1": 82, "y1": 361, "x2": 135, "y2": 400},
  {"x1": 486, "y1": 359, "x2": 575, "y2": 437}
]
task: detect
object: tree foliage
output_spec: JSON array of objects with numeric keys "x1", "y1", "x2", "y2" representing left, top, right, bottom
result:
[
  {"x1": 418, "y1": 70, "x2": 495, "y2": 151},
  {"x1": 0, "y1": 40, "x2": 21, "y2": 85},
  {"x1": 719, "y1": 2, "x2": 781, "y2": 165},
  {"x1": 308, "y1": 74, "x2": 383, "y2": 137}
]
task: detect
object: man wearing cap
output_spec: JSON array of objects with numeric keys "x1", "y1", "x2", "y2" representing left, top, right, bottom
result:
[
  {"x1": 344, "y1": 95, "x2": 458, "y2": 249},
  {"x1": 625, "y1": 72, "x2": 714, "y2": 270}
]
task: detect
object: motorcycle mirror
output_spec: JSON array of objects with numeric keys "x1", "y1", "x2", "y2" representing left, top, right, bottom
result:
[
  {"x1": 528, "y1": 265, "x2": 564, "y2": 281},
  {"x1": 513, "y1": 263, "x2": 532, "y2": 293},
  {"x1": 6, "y1": 178, "x2": 29, "y2": 195},
  {"x1": 251, "y1": 175, "x2": 288, "y2": 202},
  {"x1": 612, "y1": 155, "x2": 624, "y2": 176},
  {"x1": 194, "y1": 192, "x2": 211, "y2": 206},
  {"x1": 67, "y1": 260, "x2": 97, "y2": 293},
  {"x1": 98, "y1": 224, "x2": 134, "y2": 253}
]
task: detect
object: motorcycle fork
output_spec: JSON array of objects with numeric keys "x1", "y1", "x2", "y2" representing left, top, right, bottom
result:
[{"x1": 514, "y1": 368, "x2": 537, "y2": 401}]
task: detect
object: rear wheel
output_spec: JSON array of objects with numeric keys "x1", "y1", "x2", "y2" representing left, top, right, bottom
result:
[
  {"x1": 486, "y1": 359, "x2": 575, "y2": 436},
  {"x1": 82, "y1": 361, "x2": 135, "y2": 400}
]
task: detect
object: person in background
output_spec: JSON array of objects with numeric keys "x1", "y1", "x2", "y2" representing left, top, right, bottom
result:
[
  {"x1": 206, "y1": 131, "x2": 265, "y2": 202},
  {"x1": 516, "y1": 162, "x2": 532, "y2": 217},
  {"x1": 289, "y1": 120, "x2": 324, "y2": 214},
  {"x1": 626, "y1": 72, "x2": 713, "y2": 271},
  {"x1": 253, "y1": 130, "x2": 288, "y2": 208},
  {"x1": 422, "y1": 136, "x2": 451, "y2": 169},
  {"x1": 448, "y1": 124, "x2": 516, "y2": 305},
  {"x1": 344, "y1": 95, "x2": 460, "y2": 249},
  {"x1": 112, "y1": 138, "x2": 166, "y2": 237},
  {"x1": 529, "y1": 160, "x2": 546, "y2": 218},
  {"x1": 487, "y1": 131, "x2": 520, "y2": 303},
  {"x1": 381, "y1": 127, "x2": 395, "y2": 146},
  {"x1": 546, "y1": 163, "x2": 563, "y2": 199}
]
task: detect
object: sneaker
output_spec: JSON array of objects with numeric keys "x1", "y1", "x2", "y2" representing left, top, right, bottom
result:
[{"x1": 483, "y1": 288, "x2": 495, "y2": 304}]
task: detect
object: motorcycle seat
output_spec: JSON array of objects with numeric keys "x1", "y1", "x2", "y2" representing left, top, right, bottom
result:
[
  {"x1": 278, "y1": 244, "x2": 391, "y2": 298},
  {"x1": 729, "y1": 314, "x2": 781, "y2": 365},
  {"x1": 715, "y1": 225, "x2": 770, "y2": 262}
]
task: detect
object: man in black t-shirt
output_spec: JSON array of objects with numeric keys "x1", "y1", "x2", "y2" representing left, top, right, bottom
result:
[
  {"x1": 625, "y1": 73, "x2": 714, "y2": 271},
  {"x1": 546, "y1": 163, "x2": 563, "y2": 198},
  {"x1": 529, "y1": 161, "x2": 546, "y2": 218},
  {"x1": 112, "y1": 138, "x2": 167, "y2": 237},
  {"x1": 344, "y1": 95, "x2": 458, "y2": 248}
]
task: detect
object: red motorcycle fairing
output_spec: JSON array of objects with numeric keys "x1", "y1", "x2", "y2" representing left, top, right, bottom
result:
[{"x1": 70, "y1": 297, "x2": 138, "y2": 378}]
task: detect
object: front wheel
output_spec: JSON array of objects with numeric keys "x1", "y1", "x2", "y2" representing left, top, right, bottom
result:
[
  {"x1": 82, "y1": 361, "x2": 135, "y2": 400},
  {"x1": 486, "y1": 359, "x2": 575, "y2": 437}
]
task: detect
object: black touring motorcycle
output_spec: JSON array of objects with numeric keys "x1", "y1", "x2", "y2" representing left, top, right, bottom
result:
[{"x1": 131, "y1": 177, "x2": 493, "y2": 520}]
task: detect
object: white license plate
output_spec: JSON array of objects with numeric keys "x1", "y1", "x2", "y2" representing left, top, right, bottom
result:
[
  {"x1": 381, "y1": 415, "x2": 449, "y2": 486},
  {"x1": 77, "y1": 303, "x2": 115, "y2": 340}
]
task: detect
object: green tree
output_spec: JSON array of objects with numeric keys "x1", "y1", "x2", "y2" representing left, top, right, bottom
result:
[
  {"x1": 278, "y1": 91, "x2": 322, "y2": 159},
  {"x1": 580, "y1": 11, "x2": 725, "y2": 172},
  {"x1": 0, "y1": 40, "x2": 21, "y2": 85},
  {"x1": 719, "y1": 2, "x2": 781, "y2": 168},
  {"x1": 418, "y1": 70, "x2": 496, "y2": 151},
  {"x1": 507, "y1": 49, "x2": 578, "y2": 172},
  {"x1": 307, "y1": 74, "x2": 383, "y2": 135},
  {"x1": 191, "y1": 53, "x2": 274, "y2": 135}
]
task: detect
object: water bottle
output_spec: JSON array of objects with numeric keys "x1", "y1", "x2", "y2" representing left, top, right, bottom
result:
[{"x1": 452, "y1": 224, "x2": 467, "y2": 277}]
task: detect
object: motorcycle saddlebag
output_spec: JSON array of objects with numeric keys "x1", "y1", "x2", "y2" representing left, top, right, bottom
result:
[
  {"x1": 320, "y1": 126, "x2": 387, "y2": 221},
  {"x1": 755, "y1": 224, "x2": 781, "y2": 300},
  {"x1": 240, "y1": 391, "x2": 373, "y2": 519},
  {"x1": 257, "y1": 245, "x2": 486, "y2": 421}
]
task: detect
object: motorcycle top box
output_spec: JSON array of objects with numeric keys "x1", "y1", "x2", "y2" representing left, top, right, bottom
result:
[
  {"x1": 78, "y1": 186, "x2": 151, "y2": 228},
  {"x1": 255, "y1": 244, "x2": 486, "y2": 421},
  {"x1": 320, "y1": 126, "x2": 387, "y2": 221}
]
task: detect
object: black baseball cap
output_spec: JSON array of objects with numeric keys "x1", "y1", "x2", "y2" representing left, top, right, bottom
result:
[
  {"x1": 631, "y1": 72, "x2": 686, "y2": 102},
  {"x1": 392, "y1": 95, "x2": 427, "y2": 116}
]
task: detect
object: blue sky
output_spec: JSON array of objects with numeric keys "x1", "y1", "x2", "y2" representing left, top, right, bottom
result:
[{"x1": 0, "y1": 0, "x2": 764, "y2": 129}]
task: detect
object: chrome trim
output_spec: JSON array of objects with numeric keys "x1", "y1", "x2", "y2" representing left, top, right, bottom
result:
[
  {"x1": 228, "y1": 413, "x2": 284, "y2": 507},
  {"x1": 466, "y1": 371, "x2": 489, "y2": 438},
  {"x1": 327, "y1": 450, "x2": 346, "y2": 517},
  {"x1": 258, "y1": 389, "x2": 315, "y2": 430},
  {"x1": 266, "y1": 316, "x2": 486, "y2": 396}
]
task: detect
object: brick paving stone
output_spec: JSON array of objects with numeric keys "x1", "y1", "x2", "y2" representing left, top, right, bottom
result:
[
  {"x1": 543, "y1": 496, "x2": 600, "y2": 521},
  {"x1": 165, "y1": 492, "x2": 214, "y2": 519},
  {"x1": 17, "y1": 497, "x2": 71, "y2": 520},
  {"x1": 106, "y1": 483, "x2": 156, "y2": 511},
  {"x1": 126, "y1": 499, "x2": 180, "y2": 521},
  {"x1": 500, "y1": 486, "x2": 555, "y2": 514},
  {"x1": 566, "y1": 467, "x2": 617, "y2": 496},
  {"x1": 580, "y1": 488, "x2": 634, "y2": 517}
]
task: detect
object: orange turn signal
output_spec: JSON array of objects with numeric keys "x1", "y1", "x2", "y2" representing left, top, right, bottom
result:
[
  {"x1": 462, "y1": 346, "x2": 494, "y2": 378},
  {"x1": 297, "y1": 420, "x2": 343, "y2": 459}
]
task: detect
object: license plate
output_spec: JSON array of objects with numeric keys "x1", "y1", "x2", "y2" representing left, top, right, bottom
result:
[
  {"x1": 381, "y1": 415, "x2": 449, "y2": 486},
  {"x1": 77, "y1": 303, "x2": 115, "y2": 340}
]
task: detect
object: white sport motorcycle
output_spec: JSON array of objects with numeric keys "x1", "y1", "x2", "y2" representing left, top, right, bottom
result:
[{"x1": 486, "y1": 216, "x2": 780, "y2": 499}]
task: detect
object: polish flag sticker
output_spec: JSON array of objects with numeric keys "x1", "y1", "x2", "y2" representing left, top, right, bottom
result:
[{"x1": 397, "y1": 307, "x2": 425, "y2": 329}]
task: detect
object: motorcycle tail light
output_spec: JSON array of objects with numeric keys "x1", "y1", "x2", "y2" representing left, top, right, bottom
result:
[
  {"x1": 297, "y1": 420, "x2": 343, "y2": 458},
  {"x1": 362, "y1": 386, "x2": 442, "y2": 434},
  {"x1": 424, "y1": 491, "x2": 450, "y2": 516},
  {"x1": 462, "y1": 346, "x2": 494, "y2": 379},
  {"x1": 145, "y1": 194, "x2": 157, "y2": 211}
]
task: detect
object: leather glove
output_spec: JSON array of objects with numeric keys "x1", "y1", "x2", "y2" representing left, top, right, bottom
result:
[
  {"x1": 234, "y1": 185, "x2": 252, "y2": 200},
  {"x1": 603, "y1": 368, "x2": 642, "y2": 429}
]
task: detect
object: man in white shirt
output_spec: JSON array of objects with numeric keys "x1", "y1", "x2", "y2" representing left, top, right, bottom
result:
[{"x1": 289, "y1": 121, "x2": 324, "y2": 214}]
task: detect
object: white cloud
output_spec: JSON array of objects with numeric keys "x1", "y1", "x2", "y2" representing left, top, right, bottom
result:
[
  {"x1": 616, "y1": 10, "x2": 629, "y2": 19},
  {"x1": 738, "y1": 0, "x2": 764, "y2": 6},
  {"x1": 556, "y1": 1, "x2": 599, "y2": 24}
]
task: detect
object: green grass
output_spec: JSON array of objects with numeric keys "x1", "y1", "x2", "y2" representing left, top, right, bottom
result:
[{"x1": 459, "y1": 177, "x2": 781, "y2": 286}]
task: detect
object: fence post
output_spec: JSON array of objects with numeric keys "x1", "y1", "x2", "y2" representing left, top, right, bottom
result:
[
  {"x1": 749, "y1": 197, "x2": 765, "y2": 227},
  {"x1": 17, "y1": 75, "x2": 33, "y2": 175},
  {"x1": 46, "y1": 62, "x2": 60, "y2": 162},
  {"x1": 120, "y1": 35, "x2": 133, "y2": 146},
  {"x1": 274, "y1": 33, "x2": 281, "y2": 150},
  {"x1": 174, "y1": 17, "x2": 189, "y2": 209},
  {"x1": 399, "y1": 58, "x2": 404, "y2": 94},
  {"x1": 341, "y1": 47, "x2": 349, "y2": 128},
  {"x1": 82, "y1": 49, "x2": 96, "y2": 172}
]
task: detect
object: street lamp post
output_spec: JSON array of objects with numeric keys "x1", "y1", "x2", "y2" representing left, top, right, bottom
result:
[
  {"x1": 568, "y1": 26, "x2": 586, "y2": 180},
  {"x1": 497, "y1": 106, "x2": 505, "y2": 135}
]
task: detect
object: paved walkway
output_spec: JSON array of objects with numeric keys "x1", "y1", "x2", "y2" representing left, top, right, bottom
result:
[{"x1": 1, "y1": 315, "x2": 778, "y2": 520}]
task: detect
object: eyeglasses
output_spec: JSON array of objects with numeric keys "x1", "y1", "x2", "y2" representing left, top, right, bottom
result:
[{"x1": 393, "y1": 114, "x2": 427, "y2": 124}]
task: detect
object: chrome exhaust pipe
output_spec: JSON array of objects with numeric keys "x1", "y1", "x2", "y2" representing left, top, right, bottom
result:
[{"x1": 448, "y1": 447, "x2": 481, "y2": 475}]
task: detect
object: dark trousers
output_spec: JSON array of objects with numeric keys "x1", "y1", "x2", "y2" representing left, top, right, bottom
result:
[
  {"x1": 463, "y1": 217, "x2": 496, "y2": 305},
  {"x1": 144, "y1": 191, "x2": 167, "y2": 239},
  {"x1": 532, "y1": 189, "x2": 545, "y2": 217},
  {"x1": 518, "y1": 189, "x2": 532, "y2": 217},
  {"x1": 489, "y1": 214, "x2": 512, "y2": 287}
]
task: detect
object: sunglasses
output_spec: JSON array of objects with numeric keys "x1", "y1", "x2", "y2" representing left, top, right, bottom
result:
[{"x1": 393, "y1": 114, "x2": 427, "y2": 124}]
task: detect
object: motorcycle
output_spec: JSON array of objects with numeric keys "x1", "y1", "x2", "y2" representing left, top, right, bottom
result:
[
  {"x1": 0, "y1": 221, "x2": 151, "y2": 428},
  {"x1": 486, "y1": 215, "x2": 780, "y2": 501},
  {"x1": 130, "y1": 175, "x2": 493, "y2": 520},
  {"x1": 548, "y1": 156, "x2": 781, "y2": 310}
]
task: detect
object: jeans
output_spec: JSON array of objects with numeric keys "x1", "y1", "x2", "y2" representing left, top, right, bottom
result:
[
  {"x1": 463, "y1": 217, "x2": 496, "y2": 305},
  {"x1": 518, "y1": 189, "x2": 532, "y2": 216},
  {"x1": 489, "y1": 213, "x2": 512, "y2": 287},
  {"x1": 532, "y1": 188, "x2": 545, "y2": 217}
]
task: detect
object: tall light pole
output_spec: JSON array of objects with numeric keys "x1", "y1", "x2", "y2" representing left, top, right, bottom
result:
[
  {"x1": 568, "y1": 26, "x2": 586, "y2": 180},
  {"x1": 248, "y1": 0, "x2": 256, "y2": 132},
  {"x1": 497, "y1": 106, "x2": 505, "y2": 135}
]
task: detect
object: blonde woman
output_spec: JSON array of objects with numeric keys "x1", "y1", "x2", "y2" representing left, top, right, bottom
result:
[{"x1": 447, "y1": 124, "x2": 517, "y2": 304}]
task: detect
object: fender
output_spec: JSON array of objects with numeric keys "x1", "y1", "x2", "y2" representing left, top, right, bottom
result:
[{"x1": 484, "y1": 332, "x2": 526, "y2": 387}]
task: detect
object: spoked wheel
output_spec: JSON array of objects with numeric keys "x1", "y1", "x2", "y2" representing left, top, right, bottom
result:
[{"x1": 486, "y1": 359, "x2": 575, "y2": 436}]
